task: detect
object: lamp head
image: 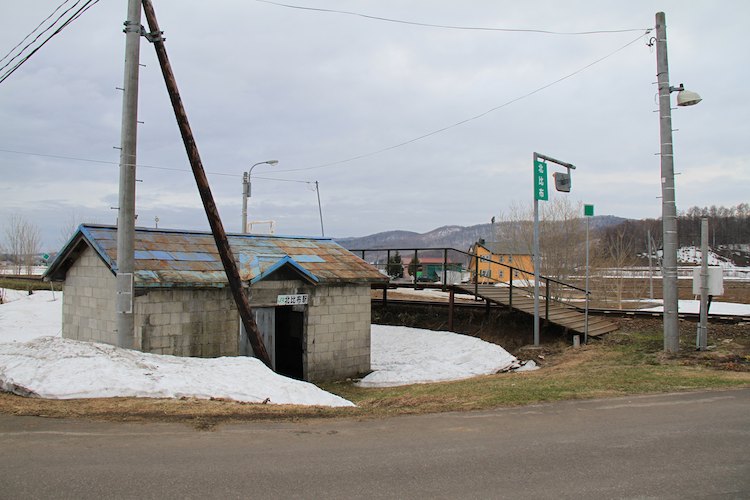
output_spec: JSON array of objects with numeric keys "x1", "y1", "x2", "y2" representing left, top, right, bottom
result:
[
  {"x1": 676, "y1": 88, "x2": 702, "y2": 107},
  {"x1": 266, "y1": 160, "x2": 279, "y2": 166}
]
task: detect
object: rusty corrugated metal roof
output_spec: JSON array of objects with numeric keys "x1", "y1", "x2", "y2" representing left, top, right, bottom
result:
[{"x1": 46, "y1": 224, "x2": 388, "y2": 287}]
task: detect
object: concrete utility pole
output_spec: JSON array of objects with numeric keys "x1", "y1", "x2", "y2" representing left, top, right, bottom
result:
[
  {"x1": 697, "y1": 218, "x2": 709, "y2": 350},
  {"x1": 140, "y1": 0, "x2": 272, "y2": 367},
  {"x1": 655, "y1": 11, "x2": 680, "y2": 352},
  {"x1": 115, "y1": 0, "x2": 142, "y2": 349}
]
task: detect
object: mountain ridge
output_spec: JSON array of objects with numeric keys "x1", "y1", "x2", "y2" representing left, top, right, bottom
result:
[{"x1": 335, "y1": 216, "x2": 627, "y2": 251}]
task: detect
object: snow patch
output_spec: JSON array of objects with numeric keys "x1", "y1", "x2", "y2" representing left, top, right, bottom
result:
[
  {"x1": 0, "y1": 337, "x2": 354, "y2": 407},
  {"x1": 1, "y1": 290, "x2": 537, "y2": 404},
  {"x1": 358, "y1": 325, "x2": 525, "y2": 387}
]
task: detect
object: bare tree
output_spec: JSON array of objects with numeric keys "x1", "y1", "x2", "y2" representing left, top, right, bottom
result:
[
  {"x1": 3, "y1": 214, "x2": 41, "y2": 275},
  {"x1": 4, "y1": 214, "x2": 24, "y2": 274},
  {"x1": 540, "y1": 198, "x2": 585, "y2": 281},
  {"x1": 595, "y1": 226, "x2": 639, "y2": 309},
  {"x1": 58, "y1": 211, "x2": 82, "y2": 249},
  {"x1": 21, "y1": 221, "x2": 41, "y2": 275},
  {"x1": 495, "y1": 198, "x2": 585, "y2": 298},
  {"x1": 0, "y1": 239, "x2": 6, "y2": 276}
]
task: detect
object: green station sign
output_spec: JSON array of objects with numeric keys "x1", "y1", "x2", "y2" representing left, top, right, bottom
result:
[{"x1": 534, "y1": 159, "x2": 548, "y2": 201}]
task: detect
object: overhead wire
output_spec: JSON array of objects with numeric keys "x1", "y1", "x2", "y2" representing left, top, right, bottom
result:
[
  {"x1": 273, "y1": 29, "x2": 651, "y2": 174},
  {"x1": 0, "y1": 148, "x2": 316, "y2": 184},
  {"x1": 2, "y1": 2, "x2": 651, "y2": 180},
  {"x1": 0, "y1": 0, "x2": 78, "y2": 65},
  {"x1": 2, "y1": 26, "x2": 651, "y2": 177},
  {"x1": 0, "y1": 0, "x2": 101, "y2": 85},
  {"x1": 256, "y1": 0, "x2": 649, "y2": 35}
]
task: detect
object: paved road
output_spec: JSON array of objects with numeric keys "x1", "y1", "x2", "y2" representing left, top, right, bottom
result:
[{"x1": 2, "y1": 389, "x2": 749, "y2": 499}]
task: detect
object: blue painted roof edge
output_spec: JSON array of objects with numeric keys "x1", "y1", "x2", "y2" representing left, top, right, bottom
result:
[
  {"x1": 79, "y1": 224, "x2": 118, "y2": 272},
  {"x1": 249, "y1": 255, "x2": 320, "y2": 285},
  {"x1": 43, "y1": 224, "x2": 118, "y2": 280}
]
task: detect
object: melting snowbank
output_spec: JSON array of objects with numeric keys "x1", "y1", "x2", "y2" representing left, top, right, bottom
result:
[
  {"x1": 0, "y1": 336, "x2": 354, "y2": 407},
  {"x1": 359, "y1": 325, "x2": 527, "y2": 387},
  {"x1": 1, "y1": 290, "x2": 536, "y2": 404}
]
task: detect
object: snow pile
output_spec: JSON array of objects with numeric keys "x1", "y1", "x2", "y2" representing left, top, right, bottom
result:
[
  {"x1": 641, "y1": 300, "x2": 750, "y2": 316},
  {"x1": 0, "y1": 337, "x2": 354, "y2": 407},
  {"x1": 0, "y1": 290, "x2": 536, "y2": 404},
  {"x1": 358, "y1": 325, "x2": 527, "y2": 388},
  {"x1": 0, "y1": 290, "x2": 62, "y2": 342},
  {"x1": 677, "y1": 247, "x2": 734, "y2": 268}
]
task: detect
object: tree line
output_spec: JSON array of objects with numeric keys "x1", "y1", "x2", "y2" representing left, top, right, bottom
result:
[{"x1": 597, "y1": 203, "x2": 749, "y2": 257}]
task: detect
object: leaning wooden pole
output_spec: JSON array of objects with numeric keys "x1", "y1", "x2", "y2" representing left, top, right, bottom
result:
[{"x1": 141, "y1": 0, "x2": 271, "y2": 367}]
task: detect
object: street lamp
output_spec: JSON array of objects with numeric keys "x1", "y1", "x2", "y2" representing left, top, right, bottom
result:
[
  {"x1": 242, "y1": 160, "x2": 278, "y2": 234},
  {"x1": 654, "y1": 11, "x2": 701, "y2": 352}
]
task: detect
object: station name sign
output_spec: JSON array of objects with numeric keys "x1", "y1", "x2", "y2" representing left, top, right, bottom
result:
[{"x1": 277, "y1": 294, "x2": 309, "y2": 306}]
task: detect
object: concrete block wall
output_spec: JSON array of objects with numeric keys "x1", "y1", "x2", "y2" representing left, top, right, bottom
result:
[
  {"x1": 246, "y1": 280, "x2": 311, "y2": 306},
  {"x1": 135, "y1": 288, "x2": 239, "y2": 357},
  {"x1": 306, "y1": 284, "x2": 372, "y2": 381},
  {"x1": 60, "y1": 250, "x2": 374, "y2": 381},
  {"x1": 62, "y1": 246, "x2": 117, "y2": 345}
]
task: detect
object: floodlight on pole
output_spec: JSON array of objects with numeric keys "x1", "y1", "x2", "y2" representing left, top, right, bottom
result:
[
  {"x1": 242, "y1": 160, "x2": 278, "y2": 234},
  {"x1": 675, "y1": 85, "x2": 702, "y2": 107}
]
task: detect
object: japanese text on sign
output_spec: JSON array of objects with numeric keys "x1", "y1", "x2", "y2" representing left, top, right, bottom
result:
[
  {"x1": 534, "y1": 159, "x2": 548, "y2": 201},
  {"x1": 277, "y1": 294, "x2": 309, "y2": 306}
]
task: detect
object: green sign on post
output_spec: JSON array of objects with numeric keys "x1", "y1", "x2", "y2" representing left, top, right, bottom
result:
[
  {"x1": 534, "y1": 159, "x2": 548, "y2": 201},
  {"x1": 584, "y1": 204, "x2": 594, "y2": 217}
]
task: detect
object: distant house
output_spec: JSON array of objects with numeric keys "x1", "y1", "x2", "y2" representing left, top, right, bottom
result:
[
  {"x1": 44, "y1": 224, "x2": 388, "y2": 382},
  {"x1": 468, "y1": 240, "x2": 534, "y2": 284},
  {"x1": 401, "y1": 256, "x2": 462, "y2": 282}
]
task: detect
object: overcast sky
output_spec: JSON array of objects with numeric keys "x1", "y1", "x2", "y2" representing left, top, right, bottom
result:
[{"x1": 1, "y1": 0, "x2": 748, "y2": 250}]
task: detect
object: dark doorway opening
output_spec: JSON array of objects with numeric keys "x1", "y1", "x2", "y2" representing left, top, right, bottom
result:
[{"x1": 275, "y1": 306, "x2": 304, "y2": 379}]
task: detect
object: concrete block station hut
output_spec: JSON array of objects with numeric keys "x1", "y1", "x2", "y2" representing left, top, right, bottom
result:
[{"x1": 45, "y1": 224, "x2": 388, "y2": 381}]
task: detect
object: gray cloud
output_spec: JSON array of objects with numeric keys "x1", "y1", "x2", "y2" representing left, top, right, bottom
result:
[{"x1": 1, "y1": 0, "x2": 748, "y2": 249}]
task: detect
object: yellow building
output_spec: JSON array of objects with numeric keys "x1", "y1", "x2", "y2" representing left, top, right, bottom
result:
[{"x1": 468, "y1": 240, "x2": 534, "y2": 284}]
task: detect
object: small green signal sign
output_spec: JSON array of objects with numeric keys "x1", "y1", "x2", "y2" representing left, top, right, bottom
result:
[
  {"x1": 534, "y1": 160, "x2": 548, "y2": 201},
  {"x1": 584, "y1": 204, "x2": 594, "y2": 217}
]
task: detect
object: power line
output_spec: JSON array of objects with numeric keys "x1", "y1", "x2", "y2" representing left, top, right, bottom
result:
[
  {"x1": 0, "y1": 0, "x2": 101, "y2": 85},
  {"x1": 0, "y1": 148, "x2": 314, "y2": 184},
  {"x1": 256, "y1": 0, "x2": 649, "y2": 35},
  {"x1": 0, "y1": 0, "x2": 78, "y2": 65},
  {"x1": 273, "y1": 30, "x2": 651, "y2": 174},
  {"x1": 2, "y1": 29, "x2": 650, "y2": 177},
  {"x1": 2, "y1": 3, "x2": 651, "y2": 177}
]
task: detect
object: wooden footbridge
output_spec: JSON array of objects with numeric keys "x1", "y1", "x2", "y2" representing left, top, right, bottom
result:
[
  {"x1": 451, "y1": 283, "x2": 618, "y2": 337},
  {"x1": 353, "y1": 246, "x2": 619, "y2": 338}
]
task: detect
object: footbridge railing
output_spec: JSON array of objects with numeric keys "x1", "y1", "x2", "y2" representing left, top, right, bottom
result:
[{"x1": 350, "y1": 247, "x2": 589, "y2": 312}]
